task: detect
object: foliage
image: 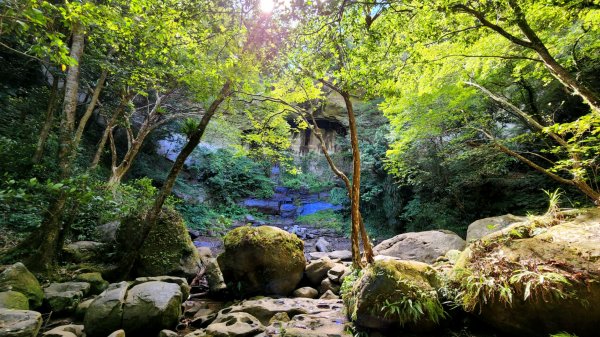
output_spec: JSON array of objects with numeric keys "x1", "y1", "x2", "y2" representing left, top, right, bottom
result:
[
  {"x1": 297, "y1": 209, "x2": 347, "y2": 234},
  {"x1": 176, "y1": 203, "x2": 247, "y2": 233}
]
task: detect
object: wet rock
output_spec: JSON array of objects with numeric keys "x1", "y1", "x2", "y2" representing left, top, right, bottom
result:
[
  {"x1": 122, "y1": 281, "x2": 182, "y2": 336},
  {"x1": 280, "y1": 204, "x2": 297, "y2": 218},
  {"x1": 205, "y1": 312, "x2": 264, "y2": 337},
  {"x1": 0, "y1": 263, "x2": 44, "y2": 309},
  {"x1": 466, "y1": 214, "x2": 527, "y2": 242},
  {"x1": 305, "y1": 257, "x2": 335, "y2": 285},
  {"x1": 315, "y1": 238, "x2": 331, "y2": 253},
  {"x1": 0, "y1": 291, "x2": 29, "y2": 310},
  {"x1": 42, "y1": 324, "x2": 84, "y2": 337},
  {"x1": 374, "y1": 230, "x2": 465, "y2": 264},
  {"x1": 43, "y1": 282, "x2": 90, "y2": 314},
  {"x1": 293, "y1": 287, "x2": 318, "y2": 299},
  {"x1": 0, "y1": 309, "x2": 42, "y2": 337},
  {"x1": 218, "y1": 226, "x2": 305, "y2": 296}
]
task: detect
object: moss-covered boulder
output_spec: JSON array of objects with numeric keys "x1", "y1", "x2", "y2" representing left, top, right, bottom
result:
[
  {"x1": 74, "y1": 273, "x2": 109, "y2": 295},
  {"x1": 217, "y1": 226, "x2": 305, "y2": 296},
  {"x1": 342, "y1": 260, "x2": 445, "y2": 332},
  {"x1": 117, "y1": 208, "x2": 201, "y2": 278},
  {"x1": 0, "y1": 263, "x2": 44, "y2": 309},
  {"x1": 0, "y1": 291, "x2": 29, "y2": 310},
  {"x1": 450, "y1": 208, "x2": 600, "y2": 336}
]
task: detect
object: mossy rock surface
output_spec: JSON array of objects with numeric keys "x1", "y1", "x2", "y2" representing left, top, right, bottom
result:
[
  {"x1": 0, "y1": 291, "x2": 29, "y2": 310},
  {"x1": 217, "y1": 226, "x2": 305, "y2": 296},
  {"x1": 343, "y1": 259, "x2": 444, "y2": 332},
  {"x1": 451, "y1": 208, "x2": 600, "y2": 337},
  {"x1": 75, "y1": 272, "x2": 109, "y2": 295},
  {"x1": 117, "y1": 208, "x2": 200, "y2": 278},
  {"x1": 0, "y1": 263, "x2": 43, "y2": 309}
]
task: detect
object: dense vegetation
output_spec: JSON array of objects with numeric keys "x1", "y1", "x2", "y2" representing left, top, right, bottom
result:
[{"x1": 1, "y1": 0, "x2": 598, "y2": 272}]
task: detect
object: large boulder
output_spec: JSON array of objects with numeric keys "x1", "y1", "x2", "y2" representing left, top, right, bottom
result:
[
  {"x1": 343, "y1": 260, "x2": 444, "y2": 332},
  {"x1": 466, "y1": 214, "x2": 527, "y2": 242},
  {"x1": 374, "y1": 230, "x2": 466, "y2": 263},
  {"x1": 74, "y1": 273, "x2": 108, "y2": 295},
  {"x1": 43, "y1": 282, "x2": 90, "y2": 314},
  {"x1": 0, "y1": 309, "x2": 42, "y2": 337},
  {"x1": 63, "y1": 241, "x2": 105, "y2": 263},
  {"x1": 122, "y1": 281, "x2": 183, "y2": 336},
  {"x1": 305, "y1": 257, "x2": 335, "y2": 285},
  {"x1": 0, "y1": 291, "x2": 29, "y2": 310},
  {"x1": 217, "y1": 226, "x2": 305, "y2": 296},
  {"x1": 0, "y1": 263, "x2": 44, "y2": 309},
  {"x1": 117, "y1": 208, "x2": 201, "y2": 278},
  {"x1": 84, "y1": 282, "x2": 129, "y2": 337},
  {"x1": 451, "y1": 208, "x2": 600, "y2": 336}
]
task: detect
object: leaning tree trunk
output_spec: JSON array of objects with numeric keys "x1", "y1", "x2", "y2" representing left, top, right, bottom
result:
[
  {"x1": 90, "y1": 93, "x2": 131, "y2": 169},
  {"x1": 25, "y1": 23, "x2": 85, "y2": 271},
  {"x1": 32, "y1": 76, "x2": 61, "y2": 164},
  {"x1": 115, "y1": 80, "x2": 233, "y2": 279}
]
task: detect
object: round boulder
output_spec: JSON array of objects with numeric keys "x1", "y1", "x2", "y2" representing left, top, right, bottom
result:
[
  {"x1": 373, "y1": 230, "x2": 466, "y2": 264},
  {"x1": 217, "y1": 226, "x2": 305, "y2": 296},
  {"x1": 0, "y1": 263, "x2": 44, "y2": 309},
  {"x1": 466, "y1": 214, "x2": 527, "y2": 242},
  {"x1": 0, "y1": 309, "x2": 42, "y2": 337},
  {"x1": 0, "y1": 291, "x2": 29, "y2": 310}
]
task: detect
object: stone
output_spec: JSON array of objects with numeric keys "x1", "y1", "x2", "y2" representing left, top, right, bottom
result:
[
  {"x1": 117, "y1": 208, "x2": 201, "y2": 278},
  {"x1": 63, "y1": 241, "x2": 105, "y2": 262},
  {"x1": 344, "y1": 260, "x2": 443, "y2": 332},
  {"x1": 188, "y1": 229, "x2": 201, "y2": 240},
  {"x1": 106, "y1": 330, "x2": 125, "y2": 337},
  {"x1": 243, "y1": 199, "x2": 280, "y2": 215},
  {"x1": 0, "y1": 309, "x2": 42, "y2": 337},
  {"x1": 74, "y1": 298, "x2": 94, "y2": 320},
  {"x1": 319, "y1": 278, "x2": 340, "y2": 295},
  {"x1": 466, "y1": 214, "x2": 527, "y2": 242},
  {"x1": 217, "y1": 226, "x2": 305, "y2": 296},
  {"x1": 122, "y1": 281, "x2": 182, "y2": 336},
  {"x1": 158, "y1": 329, "x2": 179, "y2": 337},
  {"x1": 205, "y1": 312, "x2": 264, "y2": 337},
  {"x1": 319, "y1": 290, "x2": 339, "y2": 300},
  {"x1": 84, "y1": 281, "x2": 129, "y2": 337},
  {"x1": 327, "y1": 264, "x2": 347, "y2": 283},
  {"x1": 373, "y1": 230, "x2": 466, "y2": 264},
  {"x1": 43, "y1": 282, "x2": 90, "y2": 314},
  {"x1": 196, "y1": 247, "x2": 213, "y2": 263},
  {"x1": 203, "y1": 258, "x2": 226, "y2": 293},
  {"x1": 280, "y1": 204, "x2": 297, "y2": 218},
  {"x1": 244, "y1": 214, "x2": 256, "y2": 223},
  {"x1": 328, "y1": 250, "x2": 352, "y2": 261},
  {"x1": 451, "y1": 208, "x2": 600, "y2": 336},
  {"x1": 307, "y1": 252, "x2": 328, "y2": 260},
  {"x1": 133, "y1": 276, "x2": 190, "y2": 299},
  {"x1": 0, "y1": 263, "x2": 44, "y2": 309},
  {"x1": 42, "y1": 324, "x2": 84, "y2": 337},
  {"x1": 305, "y1": 257, "x2": 335, "y2": 285},
  {"x1": 315, "y1": 237, "x2": 331, "y2": 253},
  {"x1": 0, "y1": 291, "x2": 29, "y2": 310},
  {"x1": 74, "y1": 273, "x2": 108, "y2": 295},
  {"x1": 96, "y1": 221, "x2": 120, "y2": 243},
  {"x1": 292, "y1": 287, "x2": 318, "y2": 299}
]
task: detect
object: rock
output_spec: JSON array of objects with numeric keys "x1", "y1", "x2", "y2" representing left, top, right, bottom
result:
[
  {"x1": 188, "y1": 229, "x2": 201, "y2": 240},
  {"x1": 202, "y1": 258, "x2": 226, "y2": 293},
  {"x1": 444, "y1": 249, "x2": 461, "y2": 264},
  {"x1": 344, "y1": 260, "x2": 444, "y2": 332},
  {"x1": 373, "y1": 230, "x2": 466, "y2": 264},
  {"x1": 133, "y1": 276, "x2": 190, "y2": 299},
  {"x1": 42, "y1": 324, "x2": 84, "y2": 337},
  {"x1": 158, "y1": 329, "x2": 179, "y2": 337},
  {"x1": 327, "y1": 264, "x2": 347, "y2": 283},
  {"x1": 243, "y1": 199, "x2": 280, "y2": 215},
  {"x1": 84, "y1": 281, "x2": 129, "y2": 337},
  {"x1": 96, "y1": 221, "x2": 120, "y2": 243},
  {"x1": 197, "y1": 247, "x2": 213, "y2": 263},
  {"x1": 293, "y1": 287, "x2": 318, "y2": 299},
  {"x1": 107, "y1": 330, "x2": 125, "y2": 337},
  {"x1": 328, "y1": 250, "x2": 352, "y2": 261},
  {"x1": 305, "y1": 257, "x2": 335, "y2": 285},
  {"x1": 74, "y1": 273, "x2": 108, "y2": 295},
  {"x1": 63, "y1": 241, "x2": 105, "y2": 262},
  {"x1": 217, "y1": 226, "x2": 305, "y2": 296},
  {"x1": 122, "y1": 281, "x2": 182, "y2": 335},
  {"x1": 307, "y1": 252, "x2": 328, "y2": 260},
  {"x1": 205, "y1": 312, "x2": 264, "y2": 337},
  {"x1": 0, "y1": 263, "x2": 44, "y2": 309},
  {"x1": 319, "y1": 278, "x2": 340, "y2": 295},
  {"x1": 466, "y1": 214, "x2": 527, "y2": 242},
  {"x1": 280, "y1": 204, "x2": 297, "y2": 218},
  {"x1": 74, "y1": 298, "x2": 93, "y2": 320},
  {"x1": 319, "y1": 290, "x2": 339, "y2": 300},
  {"x1": 118, "y1": 208, "x2": 201, "y2": 278},
  {"x1": 280, "y1": 313, "x2": 350, "y2": 337},
  {"x1": 0, "y1": 291, "x2": 29, "y2": 310},
  {"x1": 43, "y1": 282, "x2": 90, "y2": 314},
  {"x1": 315, "y1": 237, "x2": 331, "y2": 253},
  {"x1": 451, "y1": 208, "x2": 600, "y2": 336},
  {"x1": 244, "y1": 214, "x2": 256, "y2": 223},
  {"x1": 0, "y1": 309, "x2": 42, "y2": 337}
]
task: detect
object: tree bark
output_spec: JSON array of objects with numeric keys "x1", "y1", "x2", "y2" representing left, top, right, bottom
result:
[
  {"x1": 32, "y1": 75, "x2": 61, "y2": 164},
  {"x1": 73, "y1": 66, "x2": 109, "y2": 148},
  {"x1": 26, "y1": 23, "x2": 85, "y2": 271},
  {"x1": 115, "y1": 80, "x2": 232, "y2": 279},
  {"x1": 90, "y1": 93, "x2": 132, "y2": 170}
]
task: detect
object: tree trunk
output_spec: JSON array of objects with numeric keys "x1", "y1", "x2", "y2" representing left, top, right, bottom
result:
[
  {"x1": 115, "y1": 80, "x2": 232, "y2": 279},
  {"x1": 107, "y1": 130, "x2": 148, "y2": 188},
  {"x1": 25, "y1": 23, "x2": 85, "y2": 271},
  {"x1": 74, "y1": 67, "x2": 109, "y2": 148},
  {"x1": 32, "y1": 76, "x2": 60, "y2": 164},
  {"x1": 90, "y1": 94, "x2": 131, "y2": 170}
]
